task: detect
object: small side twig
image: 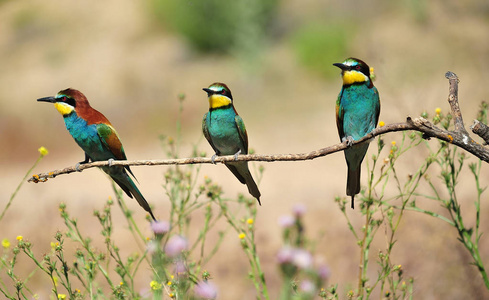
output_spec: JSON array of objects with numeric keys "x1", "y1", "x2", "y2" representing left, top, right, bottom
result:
[{"x1": 471, "y1": 120, "x2": 489, "y2": 145}]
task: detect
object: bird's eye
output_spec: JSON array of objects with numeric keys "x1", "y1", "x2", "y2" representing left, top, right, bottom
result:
[
  {"x1": 221, "y1": 90, "x2": 226, "y2": 95},
  {"x1": 355, "y1": 65, "x2": 361, "y2": 70}
]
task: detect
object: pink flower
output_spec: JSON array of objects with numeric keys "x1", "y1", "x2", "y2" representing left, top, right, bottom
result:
[
  {"x1": 146, "y1": 240, "x2": 159, "y2": 254},
  {"x1": 292, "y1": 249, "x2": 313, "y2": 269},
  {"x1": 292, "y1": 204, "x2": 307, "y2": 217},
  {"x1": 278, "y1": 215, "x2": 295, "y2": 228},
  {"x1": 318, "y1": 264, "x2": 331, "y2": 281},
  {"x1": 174, "y1": 260, "x2": 187, "y2": 276},
  {"x1": 300, "y1": 280, "x2": 315, "y2": 293},
  {"x1": 164, "y1": 235, "x2": 188, "y2": 257},
  {"x1": 277, "y1": 246, "x2": 294, "y2": 264},
  {"x1": 194, "y1": 281, "x2": 217, "y2": 299},
  {"x1": 151, "y1": 221, "x2": 170, "y2": 234}
]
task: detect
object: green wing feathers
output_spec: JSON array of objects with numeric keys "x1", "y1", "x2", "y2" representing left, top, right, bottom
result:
[
  {"x1": 234, "y1": 115, "x2": 248, "y2": 153},
  {"x1": 96, "y1": 123, "x2": 125, "y2": 159},
  {"x1": 96, "y1": 123, "x2": 136, "y2": 178},
  {"x1": 202, "y1": 112, "x2": 219, "y2": 154}
]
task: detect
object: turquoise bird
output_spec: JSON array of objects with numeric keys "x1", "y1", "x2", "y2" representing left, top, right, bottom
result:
[
  {"x1": 37, "y1": 88, "x2": 156, "y2": 220},
  {"x1": 333, "y1": 58, "x2": 380, "y2": 209},
  {"x1": 202, "y1": 83, "x2": 261, "y2": 205}
]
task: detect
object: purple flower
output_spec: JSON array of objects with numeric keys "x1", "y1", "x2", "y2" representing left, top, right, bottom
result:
[
  {"x1": 151, "y1": 221, "x2": 170, "y2": 234},
  {"x1": 292, "y1": 249, "x2": 313, "y2": 269},
  {"x1": 277, "y1": 246, "x2": 294, "y2": 264},
  {"x1": 278, "y1": 215, "x2": 295, "y2": 228},
  {"x1": 292, "y1": 203, "x2": 307, "y2": 217},
  {"x1": 318, "y1": 264, "x2": 331, "y2": 281},
  {"x1": 146, "y1": 240, "x2": 159, "y2": 254},
  {"x1": 194, "y1": 281, "x2": 218, "y2": 299},
  {"x1": 174, "y1": 260, "x2": 187, "y2": 276},
  {"x1": 300, "y1": 280, "x2": 315, "y2": 293},
  {"x1": 164, "y1": 235, "x2": 188, "y2": 257}
]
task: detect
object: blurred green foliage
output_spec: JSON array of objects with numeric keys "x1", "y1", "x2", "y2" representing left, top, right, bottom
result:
[
  {"x1": 291, "y1": 22, "x2": 355, "y2": 79},
  {"x1": 150, "y1": 0, "x2": 279, "y2": 54}
]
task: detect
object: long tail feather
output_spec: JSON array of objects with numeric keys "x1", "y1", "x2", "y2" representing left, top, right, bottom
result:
[
  {"x1": 226, "y1": 163, "x2": 261, "y2": 205},
  {"x1": 244, "y1": 173, "x2": 261, "y2": 205},
  {"x1": 110, "y1": 170, "x2": 156, "y2": 221},
  {"x1": 346, "y1": 167, "x2": 361, "y2": 209}
]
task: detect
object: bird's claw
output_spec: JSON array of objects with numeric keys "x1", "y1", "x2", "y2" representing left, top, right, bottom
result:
[
  {"x1": 108, "y1": 158, "x2": 114, "y2": 167},
  {"x1": 211, "y1": 154, "x2": 217, "y2": 165},
  {"x1": 344, "y1": 136, "x2": 355, "y2": 147},
  {"x1": 233, "y1": 149, "x2": 241, "y2": 161},
  {"x1": 75, "y1": 163, "x2": 83, "y2": 172}
]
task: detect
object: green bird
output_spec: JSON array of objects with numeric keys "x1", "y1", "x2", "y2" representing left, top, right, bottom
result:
[
  {"x1": 37, "y1": 88, "x2": 156, "y2": 220},
  {"x1": 202, "y1": 83, "x2": 261, "y2": 205},
  {"x1": 334, "y1": 58, "x2": 380, "y2": 209}
]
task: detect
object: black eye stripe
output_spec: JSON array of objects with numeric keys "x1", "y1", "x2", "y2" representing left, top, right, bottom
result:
[
  {"x1": 350, "y1": 64, "x2": 369, "y2": 76},
  {"x1": 60, "y1": 96, "x2": 76, "y2": 107},
  {"x1": 67, "y1": 98, "x2": 76, "y2": 107}
]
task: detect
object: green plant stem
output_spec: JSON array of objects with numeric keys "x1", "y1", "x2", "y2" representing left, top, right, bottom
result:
[{"x1": 1, "y1": 154, "x2": 44, "y2": 222}]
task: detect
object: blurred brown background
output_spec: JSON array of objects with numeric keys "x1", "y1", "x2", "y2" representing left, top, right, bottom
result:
[{"x1": 1, "y1": 0, "x2": 489, "y2": 298}]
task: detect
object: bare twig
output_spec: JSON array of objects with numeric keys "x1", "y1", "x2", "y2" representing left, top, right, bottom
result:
[
  {"x1": 471, "y1": 120, "x2": 489, "y2": 145},
  {"x1": 28, "y1": 72, "x2": 489, "y2": 183},
  {"x1": 445, "y1": 71, "x2": 466, "y2": 134}
]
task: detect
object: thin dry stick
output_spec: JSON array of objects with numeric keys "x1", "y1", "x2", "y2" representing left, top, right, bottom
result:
[{"x1": 28, "y1": 72, "x2": 489, "y2": 184}]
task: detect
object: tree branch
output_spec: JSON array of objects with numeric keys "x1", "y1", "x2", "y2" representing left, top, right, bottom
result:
[{"x1": 28, "y1": 72, "x2": 489, "y2": 183}]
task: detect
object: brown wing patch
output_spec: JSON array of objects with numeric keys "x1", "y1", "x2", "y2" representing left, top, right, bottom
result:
[{"x1": 96, "y1": 124, "x2": 126, "y2": 160}]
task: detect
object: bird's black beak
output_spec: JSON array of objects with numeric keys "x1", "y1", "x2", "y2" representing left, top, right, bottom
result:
[
  {"x1": 333, "y1": 63, "x2": 350, "y2": 71},
  {"x1": 37, "y1": 96, "x2": 57, "y2": 103},
  {"x1": 202, "y1": 88, "x2": 214, "y2": 96}
]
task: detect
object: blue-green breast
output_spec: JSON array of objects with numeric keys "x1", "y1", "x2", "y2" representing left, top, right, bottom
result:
[
  {"x1": 63, "y1": 112, "x2": 113, "y2": 161},
  {"x1": 339, "y1": 84, "x2": 380, "y2": 140},
  {"x1": 205, "y1": 107, "x2": 245, "y2": 155}
]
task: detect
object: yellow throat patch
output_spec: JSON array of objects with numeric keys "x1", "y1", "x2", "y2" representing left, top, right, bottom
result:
[
  {"x1": 342, "y1": 70, "x2": 368, "y2": 85},
  {"x1": 209, "y1": 94, "x2": 232, "y2": 109},
  {"x1": 54, "y1": 102, "x2": 74, "y2": 116}
]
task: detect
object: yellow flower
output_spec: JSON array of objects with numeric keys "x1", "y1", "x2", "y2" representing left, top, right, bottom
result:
[
  {"x1": 239, "y1": 233, "x2": 246, "y2": 239},
  {"x1": 169, "y1": 293, "x2": 175, "y2": 298},
  {"x1": 391, "y1": 141, "x2": 396, "y2": 146},
  {"x1": 57, "y1": 294, "x2": 66, "y2": 300},
  {"x1": 370, "y1": 67, "x2": 376, "y2": 81},
  {"x1": 16, "y1": 236, "x2": 23, "y2": 241},
  {"x1": 38, "y1": 146, "x2": 49, "y2": 156},
  {"x1": 379, "y1": 121, "x2": 385, "y2": 127},
  {"x1": 246, "y1": 218, "x2": 254, "y2": 225},
  {"x1": 167, "y1": 281, "x2": 172, "y2": 286},
  {"x1": 2, "y1": 238, "x2": 10, "y2": 249},
  {"x1": 150, "y1": 280, "x2": 162, "y2": 290},
  {"x1": 435, "y1": 107, "x2": 441, "y2": 115}
]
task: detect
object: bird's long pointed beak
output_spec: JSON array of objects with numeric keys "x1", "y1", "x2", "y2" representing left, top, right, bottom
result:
[
  {"x1": 37, "y1": 96, "x2": 57, "y2": 103},
  {"x1": 202, "y1": 88, "x2": 213, "y2": 96},
  {"x1": 333, "y1": 63, "x2": 350, "y2": 71}
]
